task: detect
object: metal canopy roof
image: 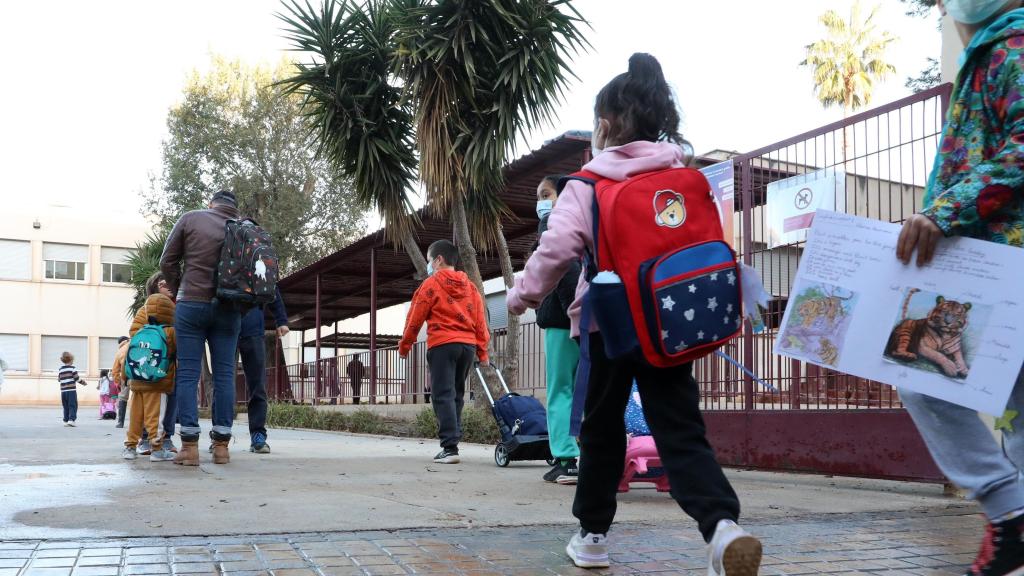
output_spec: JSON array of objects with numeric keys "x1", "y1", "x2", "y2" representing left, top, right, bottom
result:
[
  {"x1": 301, "y1": 333, "x2": 402, "y2": 350},
  {"x1": 276, "y1": 131, "x2": 592, "y2": 332}
]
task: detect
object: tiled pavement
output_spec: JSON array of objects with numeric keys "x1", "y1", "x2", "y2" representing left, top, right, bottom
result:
[{"x1": 0, "y1": 510, "x2": 978, "y2": 575}]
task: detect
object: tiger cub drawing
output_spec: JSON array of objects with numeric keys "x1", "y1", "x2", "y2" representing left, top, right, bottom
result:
[
  {"x1": 797, "y1": 290, "x2": 852, "y2": 329},
  {"x1": 884, "y1": 288, "x2": 971, "y2": 378}
]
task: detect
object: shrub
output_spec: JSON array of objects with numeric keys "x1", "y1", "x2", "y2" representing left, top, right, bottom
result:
[
  {"x1": 347, "y1": 410, "x2": 389, "y2": 435},
  {"x1": 413, "y1": 407, "x2": 439, "y2": 438}
]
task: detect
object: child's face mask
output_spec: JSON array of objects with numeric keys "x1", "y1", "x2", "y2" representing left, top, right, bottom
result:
[
  {"x1": 536, "y1": 200, "x2": 553, "y2": 219},
  {"x1": 945, "y1": 0, "x2": 1013, "y2": 24}
]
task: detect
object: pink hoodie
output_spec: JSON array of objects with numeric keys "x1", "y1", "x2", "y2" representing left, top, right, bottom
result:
[{"x1": 506, "y1": 141, "x2": 685, "y2": 337}]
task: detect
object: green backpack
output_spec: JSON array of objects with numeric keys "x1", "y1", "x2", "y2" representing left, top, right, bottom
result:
[{"x1": 126, "y1": 321, "x2": 172, "y2": 382}]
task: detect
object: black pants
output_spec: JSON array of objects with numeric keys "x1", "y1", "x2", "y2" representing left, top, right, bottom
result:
[
  {"x1": 427, "y1": 343, "x2": 475, "y2": 449},
  {"x1": 573, "y1": 332, "x2": 740, "y2": 542},
  {"x1": 117, "y1": 398, "x2": 128, "y2": 426},
  {"x1": 239, "y1": 335, "x2": 268, "y2": 438},
  {"x1": 352, "y1": 378, "x2": 362, "y2": 405},
  {"x1": 61, "y1": 391, "x2": 78, "y2": 422}
]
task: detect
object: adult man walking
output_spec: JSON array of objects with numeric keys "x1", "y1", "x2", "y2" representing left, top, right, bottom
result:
[
  {"x1": 347, "y1": 355, "x2": 366, "y2": 405},
  {"x1": 160, "y1": 190, "x2": 243, "y2": 465}
]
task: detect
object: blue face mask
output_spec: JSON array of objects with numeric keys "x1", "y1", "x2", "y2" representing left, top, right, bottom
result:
[
  {"x1": 945, "y1": 0, "x2": 1013, "y2": 24},
  {"x1": 536, "y1": 200, "x2": 553, "y2": 219},
  {"x1": 426, "y1": 260, "x2": 435, "y2": 276}
]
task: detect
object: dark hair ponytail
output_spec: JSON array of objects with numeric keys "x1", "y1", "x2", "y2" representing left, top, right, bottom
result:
[{"x1": 594, "y1": 53, "x2": 682, "y2": 145}]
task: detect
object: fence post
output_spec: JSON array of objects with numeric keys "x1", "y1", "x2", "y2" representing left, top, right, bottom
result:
[
  {"x1": 740, "y1": 159, "x2": 756, "y2": 411},
  {"x1": 370, "y1": 247, "x2": 378, "y2": 405}
]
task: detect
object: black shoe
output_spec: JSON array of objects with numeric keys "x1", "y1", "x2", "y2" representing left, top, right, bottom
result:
[
  {"x1": 542, "y1": 462, "x2": 563, "y2": 483},
  {"x1": 965, "y1": 514, "x2": 1024, "y2": 576},
  {"x1": 556, "y1": 459, "x2": 579, "y2": 485},
  {"x1": 433, "y1": 447, "x2": 460, "y2": 464}
]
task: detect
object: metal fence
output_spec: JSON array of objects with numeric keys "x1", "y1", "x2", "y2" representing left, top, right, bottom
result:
[{"x1": 694, "y1": 83, "x2": 951, "y2": 413}]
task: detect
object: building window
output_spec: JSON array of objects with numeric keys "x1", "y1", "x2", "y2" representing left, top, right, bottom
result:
[
  {"x1": 43, "y1": 243, "x2": 88, "y2": 281},
  {"x1": 41, "y1": 336, "x2": 88, "y2": 373},
  {"x1": 99, "y1": 337, "x2": 121, "y2": 372},
  {"x1": 0, "y1": 334, "x2": 30, "y2": 372},
  {"x1": 101, "y1": 247, "x2": 134, "y2": 284},
  {"x1": 0, "y1": 239, "x2": 31, "y2": 281}
]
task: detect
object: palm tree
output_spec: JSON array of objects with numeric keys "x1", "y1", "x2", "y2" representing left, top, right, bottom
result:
[
  {"x1": 279, "y1": 0, "x2": 588, "y2": 397},
  {"x1": 278, "y1": 0, "x2": 427, "y2": 277},
  {"x1": 801, "y1": 1, "x2": 896, "y2": 161},
  {"x1": 396, "y1": 0, "x2": 587, "y2": 390},
  {"x1": 126, "y1": 229, "x2": 170, "y2": 317}
]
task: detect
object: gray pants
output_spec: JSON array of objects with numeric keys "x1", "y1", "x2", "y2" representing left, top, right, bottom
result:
[
  {"x1": 901, "y1": 369, "x2": 1024, "y2": 519},
  {"x1": 427, "y1": 343, "x2": 475, "y2": 449}
]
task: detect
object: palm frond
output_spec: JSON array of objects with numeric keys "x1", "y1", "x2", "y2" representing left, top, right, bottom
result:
[
  {"x1": 276, "y1": 0, "x2": 421, "y2": 242},
  {"x1": 126, "y1": 229, "x2": 170, "y2": 319}
]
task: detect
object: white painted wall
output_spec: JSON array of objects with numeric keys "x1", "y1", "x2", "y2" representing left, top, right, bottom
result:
[{"x1": 0, "y1": 203, "x2": 151, "y2": 405}]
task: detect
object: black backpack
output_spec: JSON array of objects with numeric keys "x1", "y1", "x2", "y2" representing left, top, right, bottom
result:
[{"x1": 215, "y1": 219, "x2": 279, "y2": 307}]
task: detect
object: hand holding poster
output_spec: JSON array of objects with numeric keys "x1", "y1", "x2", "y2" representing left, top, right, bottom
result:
[{"x1": 775, "y1": 210, "x2": 1024, "y2": 415}]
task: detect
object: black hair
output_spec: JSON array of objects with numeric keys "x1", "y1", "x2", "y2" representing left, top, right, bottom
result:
[
  {"x1": 145, "y1": 271, "x2": 165, "y2": 296},
  {"x1": 541, "y1": 174, "x2": 566, "y2": 188},
  {"x1": 594, "y1": 53, "x2": 682, "y2": 145},
  {"x1": 428, "y1": 239, "x2": 460, "y2": 268},
  {"x1": 101, "y1": 369, "x2": 110, "y2": 378}
]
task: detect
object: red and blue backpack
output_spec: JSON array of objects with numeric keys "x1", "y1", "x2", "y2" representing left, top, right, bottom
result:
[{"x1": 565, "y1": 166, "x2": 743, "y2": 433}]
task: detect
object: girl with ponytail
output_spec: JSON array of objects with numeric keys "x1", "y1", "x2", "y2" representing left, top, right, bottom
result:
[{"x1": 508, "y1": 53, "x2": 762, "y2": 574}]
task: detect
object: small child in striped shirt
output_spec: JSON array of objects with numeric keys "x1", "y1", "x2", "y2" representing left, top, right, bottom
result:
[{"x1": 58, "y1": 351, "x2": 87, "y2": 426}]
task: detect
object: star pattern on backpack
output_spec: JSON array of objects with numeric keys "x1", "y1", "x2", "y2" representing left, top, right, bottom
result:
[{"x1": 662, "y1": 295, "x2": 676, "y2": 311}]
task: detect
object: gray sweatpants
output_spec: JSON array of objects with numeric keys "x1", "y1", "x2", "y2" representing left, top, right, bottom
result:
[
  {"x1": 427, "y1": 343, "x2": 475, "y2": 449},
  {"x1": 900, "y1": 369, "x2": 1024, "y2": 519}
]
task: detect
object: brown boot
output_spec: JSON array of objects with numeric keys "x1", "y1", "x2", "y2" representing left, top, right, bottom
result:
[
  {"x1": 212, "y1": 439, "x2": 230, "y2": 464},
  {"x1": 174, "y1": 440, "x2": 200, "y2": 466}
]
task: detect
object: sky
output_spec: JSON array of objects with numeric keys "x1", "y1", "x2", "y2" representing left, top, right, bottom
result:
[{"x1": 0, "y1": 1, "x2": 942, "y2": 223}]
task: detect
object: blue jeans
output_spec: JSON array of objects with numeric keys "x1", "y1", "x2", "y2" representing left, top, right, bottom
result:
[
  {"x1": 174, "y1": 301, "x2": 241, "y2": 441},
  {"x1": 61, "y1": 391, "x2": 78, "y2": 422},
  {"x1": 238, "y1": 335, "x2": 268, "y2": 439},
  {"x1": 900, "y1": 368, "x2": 1024, "y2": 519}
]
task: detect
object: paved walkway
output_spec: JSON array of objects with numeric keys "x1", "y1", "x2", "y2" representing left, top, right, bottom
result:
[
  {"x1": 0, "y1": 407, "x2": 981, "y2": 574},
  {"x1": 0, "y1": 511, "x2": 977, "y2": 575}
]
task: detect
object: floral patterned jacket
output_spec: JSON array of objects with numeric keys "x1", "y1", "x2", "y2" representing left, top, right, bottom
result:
[{"x1": 923, "y1": 11, "x2": 1024, "y2": 247}]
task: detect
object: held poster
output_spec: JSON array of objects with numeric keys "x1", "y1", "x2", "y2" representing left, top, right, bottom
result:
[
  {"x1": 699, "y1": 160, "x2": 735, "y2": 248},
  {"x1": 775, "y1": 210, "x2": 1024, "y2": 416}
]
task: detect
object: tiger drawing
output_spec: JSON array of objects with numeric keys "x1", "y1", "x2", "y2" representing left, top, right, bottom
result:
[
  {"x1": 884, "y1": 288, "x2": 971, "y2": 378},
  {"x1": 797, "y1": 290, "x2": 852, "y2": 329}
]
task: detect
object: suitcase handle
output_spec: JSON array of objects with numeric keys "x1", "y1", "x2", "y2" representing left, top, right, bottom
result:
[{"x1": 474, "y1": 362, "x2": 511, "y2": 406}]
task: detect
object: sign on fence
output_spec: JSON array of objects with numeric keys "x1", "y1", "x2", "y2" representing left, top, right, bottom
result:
[
  {"x1": 775, "y1": 210, "x2": 1024, "y2": 415},
  {"x1": 766, "y1": 168, "x2": 846, "y2": 248},
  {"x1": 699, "y1": 160, "x2": 736, "y2": 248}
]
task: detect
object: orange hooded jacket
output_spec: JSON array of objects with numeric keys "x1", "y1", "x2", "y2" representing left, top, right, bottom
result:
[{"x1": 399, "y1": 269, "x2": 489, "y2": 362}]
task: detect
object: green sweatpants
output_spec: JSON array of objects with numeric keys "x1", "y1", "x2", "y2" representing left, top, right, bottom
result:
[{"x1": 544, "y1": 327, "x2": 580, "y2": 461}]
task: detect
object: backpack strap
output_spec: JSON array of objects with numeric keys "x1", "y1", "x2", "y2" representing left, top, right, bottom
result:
[{"x1": 560, "y1": 170, "x2": 604, "y2": 438}]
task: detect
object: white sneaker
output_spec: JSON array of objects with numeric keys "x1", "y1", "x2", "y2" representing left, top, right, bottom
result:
[
  {"x1": 122, "y1": 447, "x2": 138, "y2": 460},
  {"x1": 707, "y1": 520, "x2": 762, "y2": 576},
  {"x1": 136, "y1": 440, "x2": 152, "y2": 455},
  {"x1": 566, "y1": 529, "x2": 609, "y2": 569},
  {"x1": 150, "y1": 449, "x2": 175, "y2": 462}
]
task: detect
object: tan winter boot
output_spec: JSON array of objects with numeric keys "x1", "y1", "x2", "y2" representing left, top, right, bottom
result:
[
  {"x1": 212, "y1": 439, "x2": 230, "y2": 464},
  {"x1": 174, "y1": 440, "x2": 200, "y2": 466}
]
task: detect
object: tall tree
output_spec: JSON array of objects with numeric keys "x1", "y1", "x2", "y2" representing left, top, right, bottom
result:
[
  {"x1": 279, "y1": 0, "x2": 588, "y2": 399},
  {"x1": 801, "y1": 2, "x2": 896, "y2": 160},
  {"x1": 901, "y1": 0, "x2": 942, "y2": 92},
  {"x1": 145, "y1": 56, "x2": 367, "y2": 274}
]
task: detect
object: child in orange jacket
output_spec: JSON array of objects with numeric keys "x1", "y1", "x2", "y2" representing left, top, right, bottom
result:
[{"x1": 399, "y1": 240, "x2": 489, "y2": 464}]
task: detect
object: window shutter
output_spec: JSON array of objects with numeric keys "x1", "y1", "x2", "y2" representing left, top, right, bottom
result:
[
  {"x1": 0, "y1": 240, "x2": 31, "y2": 280},
  {"x1": 0, "y1": 334, "x2": 29, "y2": 371},
  {"x1": 41, "y1": 336, "x2": 89, "y2": 373},
  {"x1": 101, "y1": 247, "x2": 133, "y2": 264},
  {"x1": 486, "y1": 293, "x2": 508, "y2": 330},
  {"x1": 43, "y1": 243, "x2": 88, "y2": 262},
  {"x1": 99, "y1": 338, "x2": 120, "y2": 370}
]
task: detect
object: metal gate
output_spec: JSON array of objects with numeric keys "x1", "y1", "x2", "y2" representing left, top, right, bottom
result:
[{"x1": 693, "y1": 84, "x2": 953, "y2": 482}]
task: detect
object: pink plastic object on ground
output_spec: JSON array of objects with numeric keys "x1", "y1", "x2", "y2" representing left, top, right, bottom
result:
[{"x1": 617, "y1": 435, "x2": 670, "y2": 493}]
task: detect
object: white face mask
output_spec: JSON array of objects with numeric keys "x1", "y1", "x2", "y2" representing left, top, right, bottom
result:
[
  {"x1": 536, "y1": 200, "x2": 553, "y2": 219},
  {"x1": 945, "y1": 0, "x2": 1013, "y2": 24},
  {"x1": 591, "y1": 120, "x2": 605, "y2": 157}
]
